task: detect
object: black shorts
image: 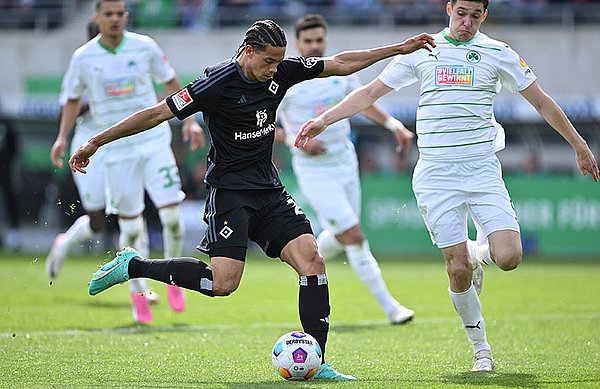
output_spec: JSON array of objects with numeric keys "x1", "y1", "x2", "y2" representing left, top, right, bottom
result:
[{"x1": 197, "y1": 187, "x2": 313, "y2": 261}]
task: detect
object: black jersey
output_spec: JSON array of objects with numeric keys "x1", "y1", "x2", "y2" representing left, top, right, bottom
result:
[{"x1": 166, "y1": 56, "x2": 325, "y2": 190}]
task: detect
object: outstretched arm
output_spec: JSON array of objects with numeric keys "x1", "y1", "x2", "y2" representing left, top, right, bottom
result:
[
  {"x1": 520, "y1": 81, "x2": 598, "y2": 182},
  {"x1": 50, "y1": 98, "x2": 81, "y2": 169},
  {"x1": 295, "y1": 78, "x2": 394, "y2": 147},
  {"x1": 319, "y1": 33, "x2": 434, "y2": 78},
  {"x1": 69, "y1": 100, "x2": 174, "y2": 173},
  {"x1": 164, "y1": 77, "x2": 205, "y2": 150}
]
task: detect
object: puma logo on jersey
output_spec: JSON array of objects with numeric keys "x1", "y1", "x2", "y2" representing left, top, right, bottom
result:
[{"x1": 428, "y1": 52, "x2": 440, "y2": 60}]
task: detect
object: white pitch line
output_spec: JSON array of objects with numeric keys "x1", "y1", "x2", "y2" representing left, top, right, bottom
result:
[{"x1": 1, "y1": 312, "x2": 597, "y2": 339}]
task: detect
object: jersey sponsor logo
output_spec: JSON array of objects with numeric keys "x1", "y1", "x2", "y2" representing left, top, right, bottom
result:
[
  {"x1": 234, "y1": 123, "x2": 276, "y2": 141},
  {"x1": 435, "y1": 66, "x2": 474, "y2": 86},
  {"x1": 466, "y1": 50, "x2": 481, "y2": 63},
  {"x1": 104, "y1": 78, "x2": 136, "y2": 97},
  {"x1": 256, "y1": 109, "x2": 268, "y2": 127},
  {"x1": 268, "y1": 80, "x2": 279, "y2": 95},
  {"x1": 287, "y1": 198, "x2": 304, "y2": 215},
  {"x1": 172, "y1": 88, "x2": 193, "y2": 111},
  {"x1": 300, "y1": 57, "x2": 319, "y2": 68}
]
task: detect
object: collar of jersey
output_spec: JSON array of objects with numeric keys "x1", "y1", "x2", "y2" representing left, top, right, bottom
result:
[
  {"x1": 234, "y1": 59, "x2": 260, "y2": 84},
  {"x1": 441, "y1": 28, "x2": 478, "y2": 46},
  {"x1": 97, "y1": 33, "x2": 128, "y2": 55}
]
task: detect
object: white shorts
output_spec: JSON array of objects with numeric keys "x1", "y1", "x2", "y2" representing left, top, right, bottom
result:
[
  {"x1": 70, "y1": 128, "x2": 106, "y2": 212},
  {"x1": 412, "y1": 154, "x2": 519, "y2": 248},
  {"x1": 105, "y1": 145, "x2": 185, "y2": 217},
  {"x1": 293, "y1": 155, "x2": 360, "y2": 235}
]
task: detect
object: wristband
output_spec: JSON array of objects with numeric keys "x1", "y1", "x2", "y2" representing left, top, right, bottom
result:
[{"x1": 384, "y1": 116, "x2": 403, "y2": 132}]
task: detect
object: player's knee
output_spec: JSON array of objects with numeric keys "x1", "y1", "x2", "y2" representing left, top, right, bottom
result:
[
  {"x1": 446, "y1": 255, "x2": 471, "y2": 281},
  {"x1": 212, "y1": 280, "x2": 239, "y2": 296},
  {"x1": 88, "y1": 212, "x2": 105, "y2": 233},
  {"x1": 158, "y1": 205, "x2": 184, "y2": 236},
  {"x1": 300, "y1": 245, "x2": 325, "y2": 275},
  {"x1": 492, "y1": 247, "x2": 522, "y2": 271}
]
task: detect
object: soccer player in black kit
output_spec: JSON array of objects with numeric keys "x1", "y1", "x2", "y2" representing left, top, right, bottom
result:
[{"x1": 70, "y1": 20, "x2": 435, "y2": 380}]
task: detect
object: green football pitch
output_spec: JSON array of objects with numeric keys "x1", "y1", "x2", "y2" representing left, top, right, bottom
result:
[{"x1": 1, "y1": 253, "x2": 599, "y2": 388}]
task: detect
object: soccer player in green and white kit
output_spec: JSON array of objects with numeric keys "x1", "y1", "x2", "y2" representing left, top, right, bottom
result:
[
  {"x1": 296, "y1": 0, "x2": 599, "y2": 372},
  {"x1": 53, "y1": 0, "x2": 204, "y2": 323}
]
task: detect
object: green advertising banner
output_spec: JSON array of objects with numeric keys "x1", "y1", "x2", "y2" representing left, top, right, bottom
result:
[{"x1": 281, "y1": 174, "x2": 600, "y2": 257}]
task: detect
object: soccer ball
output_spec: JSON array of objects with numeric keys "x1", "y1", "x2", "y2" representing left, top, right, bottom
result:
[{"x1": 271, "y1": 331, "x2": 322, "y2": 380}]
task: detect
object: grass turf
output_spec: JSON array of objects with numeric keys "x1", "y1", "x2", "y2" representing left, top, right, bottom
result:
[{"x1": 0, "y1": 252, "x2": 599, "y2": 388}]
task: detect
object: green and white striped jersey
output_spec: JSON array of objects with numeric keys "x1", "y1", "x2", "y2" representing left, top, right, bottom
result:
[
  {"x1": 379, "y1": 28, "x2": 536, "y2": 161},
  {"x1": 61, "y1": 31, "x2": 175, "y2": 162}
]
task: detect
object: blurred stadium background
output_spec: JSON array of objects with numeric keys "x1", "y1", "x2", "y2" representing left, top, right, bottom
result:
[{"x1": 0, "y1": 0, "x2": 599, "y2": 257}]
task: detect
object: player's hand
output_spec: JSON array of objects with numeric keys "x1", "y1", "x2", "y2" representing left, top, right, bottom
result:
[
  {"x1": 397, "y1": 33, "x2": 436, "y2": 54},
  {"x1": 392, "y1": 123, "x2": 415, "y2": 153},
  {"x1": 68, "y1": 140, "x2": 98, "y2": 174},
  {"x1": 295, "y1": 117, "x2": 327, "y2": 148},
  {"x1": 182, "y1": 118, "x2": 205, "y2": 151},
  {"x1": 50, "y1": 137, "x2": 67, "y2": 169},
  {"x1": 575, "y1": 144, "x2": 599, "y2": 182},
  {"x1": 301, "y1": 138, "x2": 327, "y2": 156}
]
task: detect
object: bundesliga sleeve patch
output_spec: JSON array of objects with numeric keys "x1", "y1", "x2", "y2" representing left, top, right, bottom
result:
[{"x1": 172, "y1": 88, "x2": 194, "y2": 111}]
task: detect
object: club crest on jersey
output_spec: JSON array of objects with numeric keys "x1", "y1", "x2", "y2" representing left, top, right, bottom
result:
[
  {"x1": 466, "y1": 50, "x2": 481, "y2": 63},
  {"x1": 172, "y1": 88, "x2": 193, "y2": 111},
  {"x1": 300, "y1": 57, "x2": 319, "y2": 68},
  {"x1": 268, "y1": 80, "x2": 279, "y2": 95},
  {"x1": 435, "y1": 65, "x2": 474, "y2": 86},
  {"x1": 219, "y1": 225, "x2": 233, "y2": 239},
  {"x1": 256, "y1": 109, "x2": 268, "y2": 127}
]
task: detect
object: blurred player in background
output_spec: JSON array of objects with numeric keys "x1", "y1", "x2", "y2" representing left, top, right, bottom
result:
[
  {"x1": 51, "y1": 0, "x2": 204, "y2": 323},
  {"x1": 277, "y1": 14, "x2": 415, "y2": 325},
  {"x1": 70, "y1": 19, "x2": 435, "y2": 379},
  {"x1": 296, "y1": 0, "x2": 599, "y2": 371},
  {"x1": 46, "y1": 21, "x2": 157, "y2": 303}
]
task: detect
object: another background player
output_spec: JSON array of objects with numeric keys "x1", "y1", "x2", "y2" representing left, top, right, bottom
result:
[
  {"x1": 70, "y1": 19, "x2": 435, "y2": 379},
  {"x1": 55, "y1": 0, "x2": 204, "y2": 323},
  {"x1": 295, "y1": 0, "x2": 598, "y2": 371},
  {"x1": 277, "y1": 14, "x2": 415, "y2": 325}
]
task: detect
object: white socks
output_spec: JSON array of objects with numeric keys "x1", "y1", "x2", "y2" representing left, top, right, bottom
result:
[
  {"x1": 118, "y1": 216, "x2": 148, "y2": 294},
  {"x1": 317, "y1": 229, "x2": 344, "y2": 259},
  {"x1": 63, "y1": 215, "x2": 94, "y2": 251},
  {"x1": 468, "y1": 239, "x2": 494, "y2": 266},
  {"x1": 158, "y1": 205, "x2": 184, "y2": 258},
  {"x1": 344, "y1": 240, "x2": 400, "y2": 315},
  {"x1": 449, "y1": 285, "x2": 490, "y2": 354}
]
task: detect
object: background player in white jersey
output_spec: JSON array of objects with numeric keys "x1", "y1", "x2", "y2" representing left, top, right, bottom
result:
[
  {"x1": 296, "y1": 0, "x2": 599, "y2": 372},
  {"x1": 277, "y1": 14, "x2": 415, "y2": 325},
  {"x1": 47, "y1": 21, "x2": 157, "y2": 302},
  {"x1": 52, "y1": 0, "x2": 204, "y2": 323}
]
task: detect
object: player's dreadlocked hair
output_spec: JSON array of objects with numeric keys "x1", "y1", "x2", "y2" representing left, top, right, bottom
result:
[{"x1": 236, "y1": 20, "x2": 287, "y2": 57}]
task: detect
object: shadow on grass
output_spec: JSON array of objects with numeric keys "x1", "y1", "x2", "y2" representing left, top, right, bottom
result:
[
  {"x1": 442, "y1": 371, "x2": 539, "y2": 387},
  {"x1": 102, "y1": 379, "x2": 350, "y2": 388}
]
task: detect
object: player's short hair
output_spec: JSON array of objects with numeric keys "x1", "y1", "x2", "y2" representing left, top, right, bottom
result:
[
  {"x1": 236, "y1": 20, "x2": 287, "y2": 56},
  {"x1": 87, "y1": 20, "x2": 99, "y2": 40},
  {"x1": 294, "y1": 14, "x2": 328, "y2": 39},
  {"x1": 450, "y1": 0, "x2": 489, "y2": 9},
  {"x1": 95, "y1": 0, "x2": 126, "y2": 11}
]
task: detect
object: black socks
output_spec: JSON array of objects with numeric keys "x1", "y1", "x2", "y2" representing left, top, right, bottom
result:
[{"x1": 299, "y1": 274, "x2": 330, "y2": 362}]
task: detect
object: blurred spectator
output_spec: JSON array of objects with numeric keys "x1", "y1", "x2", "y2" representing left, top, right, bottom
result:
[{"x1": 0, "y1": 111, "x2": 21, "y2": 251}]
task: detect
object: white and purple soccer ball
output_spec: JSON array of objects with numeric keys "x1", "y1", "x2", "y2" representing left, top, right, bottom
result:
[{"x1": 272, "y1": 331, "x2": 322, "y2": 380}]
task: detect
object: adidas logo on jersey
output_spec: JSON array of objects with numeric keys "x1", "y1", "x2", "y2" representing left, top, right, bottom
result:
[{"x1": 237, "y1": 94, "x2": 247, "y2": 105}]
